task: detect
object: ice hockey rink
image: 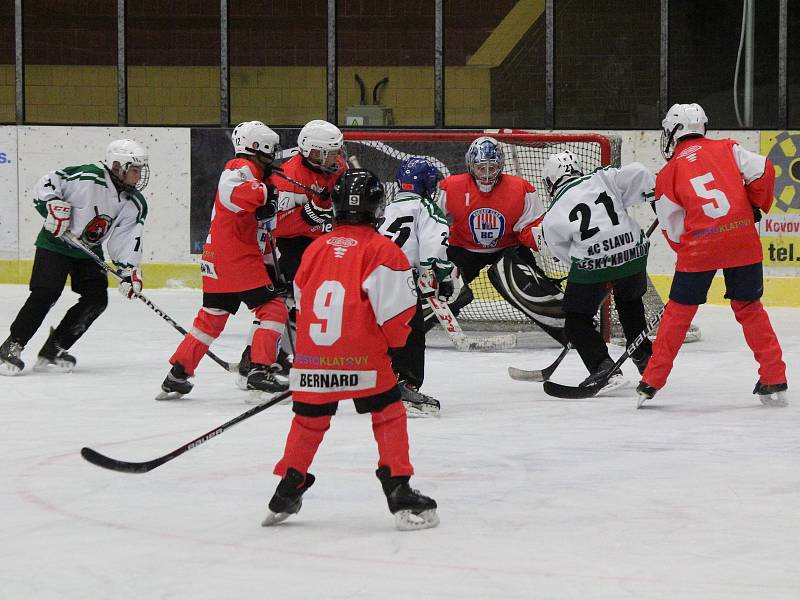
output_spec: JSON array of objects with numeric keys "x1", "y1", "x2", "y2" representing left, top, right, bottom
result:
[{"x1": 0, "y1": 284, "x2": 798, "y2": 600}]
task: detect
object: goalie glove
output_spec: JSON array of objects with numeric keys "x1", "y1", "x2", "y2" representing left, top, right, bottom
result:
[
  {"x1": 118, "y1": 266, "x2": 143, "y2": 299},
  {"x1": 301, "y1": 197, "x2": 333, "y2": 233},
  {"x1": 44, "y1": 199, "x2": 72, "y2": 238}
]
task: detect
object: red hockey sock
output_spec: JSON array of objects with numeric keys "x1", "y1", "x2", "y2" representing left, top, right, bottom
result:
[
  {"x1": 273, "y1": 414, "x2": 332, "y2": 478},
  {"x1": 641, "y1": 301, "x2": 698, "y2": 390},
  {"x1": 731, "y1": 300, "x2": 786, "y2": 385},
  {"x1": 169, "y1": 307, "x2": 229, "y2": 375},
  {"x1": 251, "y1": 298, "x2": 288, "y2": 365},
  {"x1": 371, "y1": 401, "x2": 414, "y2": 477}
]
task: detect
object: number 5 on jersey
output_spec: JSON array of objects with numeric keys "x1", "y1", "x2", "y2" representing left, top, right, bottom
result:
[{"x1": 690, "y1": 172, "x2": 731, "y2": 218}]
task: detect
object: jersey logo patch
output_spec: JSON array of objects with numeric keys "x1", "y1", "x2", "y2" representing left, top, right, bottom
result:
[
  {"x1": 81, "y1": 210, "x2": 113, "y2": 244},
  {"x1": 200, "y1": 260, "x2": 219, "y2": 279},
  {"x1": 327, "y1": 236, "x2": 357, "y2": 259},
  {"x1": 468, "y1": 208, "x2": 506, "y2": 248}
]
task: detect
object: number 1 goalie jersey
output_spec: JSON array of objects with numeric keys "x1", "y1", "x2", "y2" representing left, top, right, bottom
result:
[{"x1": 289, "y1": 224, "x2": 418, "y2": 403}]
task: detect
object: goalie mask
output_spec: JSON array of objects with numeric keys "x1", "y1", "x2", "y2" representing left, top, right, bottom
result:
[
  {"x1": 298, "y1": 119, "x2": 345, "y2": 174},
  {"x1": 104, "y1": 139, "x2": 150, "y2": 191},
  {"x1": 543, "y1": 152, "x2": 584, "y2": 197},
  {"x1": 661, "y1": 103, "x2": 708, "y2": 160},
  {"x1": 331, "y1": 169, "x2": 384, "y2": 225},
  {"x1": 231, "y1": 121, "x2": 280, "y2": 164},
  {"x1": 466, "y1": 136, "x2": 504, "y2": 191},
  {"x1": 396, "y1": 157, "x2": 441, "y2": 199}
]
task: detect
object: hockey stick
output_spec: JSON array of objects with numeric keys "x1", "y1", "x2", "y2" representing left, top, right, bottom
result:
[
  {"x1": 508, "y1": 220, "x2": 660, "y2": 383},
  {"x1": 271, "y1": 167, "x2": 327, "y2": 198},
  {"x1": 262, "y1": 222, "x2": 296, "y2": 355},
  {"x1": 62, "y1": 233, "x2": 238, "y2": 374},
  {"x1": 542, "y1": 306, "x2": 664, "y2": 399},
  {"x1": 81, "y1": 390, "x2": 291, "y2": 473},
  {"x1": 426, "y1": 296, "x2": 516, "y2": 352}
]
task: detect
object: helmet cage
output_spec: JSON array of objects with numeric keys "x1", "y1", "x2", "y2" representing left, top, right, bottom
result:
[
  {"x1": 466, "y1": 137, "x2": 504, "y2": 186},
  {"x1": 298, "y1": 120, "x2": 345, "y2": 174},
  {"x1": 105, "y1": 139, "x2": 150, "y2": 192}
]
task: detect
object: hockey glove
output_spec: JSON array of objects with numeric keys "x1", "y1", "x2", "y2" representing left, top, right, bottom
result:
[
  {"x1": 118, "y1": 266, "x2": 143, "y2": 299},
  {"x1": 753, "y1": 207, "x2": 762, "y2": 223},
  {"x1": 255, "y1": 186, "x2": 279, "y2": 220},
  {"x1": 301, "y1": 198, "x2": 333, "y2": 233},
  {"x1": 44, "y1": 199, "x2": 72, "y2": 238}
]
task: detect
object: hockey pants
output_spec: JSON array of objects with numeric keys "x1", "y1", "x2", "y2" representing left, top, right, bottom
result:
[{"x1": 274, "y1": 400, "x2": 414, "y2": 479}]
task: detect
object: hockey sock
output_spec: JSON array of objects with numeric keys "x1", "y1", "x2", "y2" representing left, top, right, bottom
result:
[
  {"x1": 641, "y1": 300, "x2": 698, "y2": 389},
  {"x1": 731, "y1": 300, "x2": 786, "y2": 385},
  {"x1": 273, "y1": 414, "x2": 332, "y2": 478},
  {"x1": 169, "y1": 307, "x2": 230, "y2": 376},
  {"x1": 251, "y1": 298, "x2": 289, "y2": 365},
  {"x1": 371, "y1": 401, "x2": 414, "y2": 477},
  {"x1": 565, "y1": 312, "x2": 609, "y2": 373}
]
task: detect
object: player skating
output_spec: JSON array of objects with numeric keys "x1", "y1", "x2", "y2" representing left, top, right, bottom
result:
[
  {"x1": 378, "y1": 157, "x2": 461, "y2": 416},
  {"x1": 539, "y1": 152, "x2": 656, "y2": 392},
  {"x1": 158, "y1": 121, "x2": 289, "y2": 400},
  {"x1": 264, "y1": 169, "x2": 438, "y2": 531},
  {"x1": 637, "y1": 103, "x2": 787, "y2": 408},
  {"x1": 0, "y1": 139, "x2": 149, "y2": 375}
]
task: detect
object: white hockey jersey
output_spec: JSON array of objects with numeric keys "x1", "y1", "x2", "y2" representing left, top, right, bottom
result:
[
  {"x1": 32, "y1": 162, "x2": 147, "y2": 267},
  {"x1": 377, "y1": 191, "x2": 450, "y2": 272},
  {"x1": 542, "y1": 163, "x2": 655, "y2": 284}
]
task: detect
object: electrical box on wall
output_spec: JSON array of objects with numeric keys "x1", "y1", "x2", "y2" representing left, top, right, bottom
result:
[{"x1": 345, "y1": 74, "x2": 394, "y2": 126}]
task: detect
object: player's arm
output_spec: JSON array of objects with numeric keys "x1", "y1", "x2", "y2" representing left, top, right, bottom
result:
[
  {"x1": 106, "y1": 197, "x2": 147, "y2": 299},
  {"x1": 609, "y1": 162, "x2": 657, "y2": 209},
  {"x1": 514, "y1": 182, "x2": 545, "y2": 250},
  {"x1": 219, "y1": 164, "x2": 269, "y2": 214},
  {"x1": 362, "y1": 250, "x2": 417, "y2": 348},
  {"x1": 732, "y1": 143, "x2": 776, "y2": 214},
  {"x1": 654, "y1": 175, "x2": 684, "y2": 252},
  {"x1": 33, "y1": 169, "x2": 73, "y2": 238},
  {"x1": 541, "y1": 207, "x2": 573, "y2": 265}
]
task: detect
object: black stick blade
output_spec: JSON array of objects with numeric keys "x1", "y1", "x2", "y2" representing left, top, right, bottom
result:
[
  {"x1": 80, "y1": 447, "x2": 162, "y2": 474},
  {"x1": 542, "y1": 380, "x2": 604, "y2": 399}
]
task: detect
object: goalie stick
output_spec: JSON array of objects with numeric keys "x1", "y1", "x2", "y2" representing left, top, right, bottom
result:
[
  {"x1": 426, "y1": 296, "x2": 516, "y2": 352},
  {"x1": 63, "y1": 233, "x2": 238, "y2": 374},
  {"x1": 81, "y1": 390, "x2": 291, "y2": 473},
  {"x1": 508, "y1": 220, "x2": 660, "y2": 383},
  {"x1": 542, "y1": 306, "x2": 664, "y2": 399}
]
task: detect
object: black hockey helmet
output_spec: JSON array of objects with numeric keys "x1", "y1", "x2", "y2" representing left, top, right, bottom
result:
[{"x1": 331, "y1": 169, "x2": 384, "y2": 224}]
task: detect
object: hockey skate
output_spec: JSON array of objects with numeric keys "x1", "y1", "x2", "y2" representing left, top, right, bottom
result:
[
  {"x1": 156, "y1": 362, "x2": 193, "y2": 400},
  {"x1": 376, "y1": 466, "x2": 439, "y2": 531},
  {"x1": 753, "y1": 380, "x2": 788, "y2": 407},
  {"x1": 246, "y1": 363, "x2": 291, "y2": 405},
  {"x1": 580, "y1": 358, "x2": 628, "y2": 396},
  {"x1": 261, "y1": 468, "x2": 315, "y2": 526},
  {"x1": 636, "y1": 381, "x2": 658, "y2": 409},
  {"x1": 0, "y1": 336, "x2": 25, "y2": 376},
  {"x1": 33, "y1": 328, "x2": 76, "y2": 373},
  {"x1": 398, "y1": 381, "x2": 440, "y2": 417},
  {"x1": 235, "y1": 346, "x2": 252, "y2": 391},
  {"x1": 238, "y1": 347, "x2": 293, "y2": 392}
]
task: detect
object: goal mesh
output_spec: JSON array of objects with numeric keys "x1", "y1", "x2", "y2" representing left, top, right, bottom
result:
[{"x1": 342, "y1": 131, "x2": 671, "y2": 340}]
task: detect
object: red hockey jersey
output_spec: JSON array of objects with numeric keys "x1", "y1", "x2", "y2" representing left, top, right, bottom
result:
[
  {"x1": 655, "y1": 137, "x2": 775, "y2": 272},
  {"x1": 438, "y1": 173, "x2": 542, "y2": 252},
  {"x1": 289, "y1": 224, "x2": 417, "y2": 403},
  {"x1": 275, "y1": 153, "x2": 347, "y2": 239},
  {"x1": 201, "y1": 157, "x2": 274, "y2": 293}
]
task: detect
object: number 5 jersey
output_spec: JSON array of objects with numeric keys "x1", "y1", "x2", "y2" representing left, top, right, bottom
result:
[{"x1": 290, "y1": 224, "x2": 418, "y2": 403}]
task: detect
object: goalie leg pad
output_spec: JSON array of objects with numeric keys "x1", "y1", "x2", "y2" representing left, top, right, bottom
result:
[{"x1": 731, "y1": 300, "x2": 786, "y2": 386}]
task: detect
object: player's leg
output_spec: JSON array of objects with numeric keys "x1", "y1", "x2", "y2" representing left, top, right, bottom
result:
[
  {"x1": 724, "y1": 263, "x2": 787, "y2": 404},
  {"x1": 611, "y1": 269, "x2": 652, "y2": 374},
  {"x1": 355, "y1": 390, "x2": 438, "y2": 530},
  {"x1": 242, "y1": 287, "x2": 290, "y2": 393},
  {"x1": 160, "y1": 293, "x2": 235, "y2": 398},
  {"x1": 638, "y1": 270, "x2": 711, "y2": 404},
  {"x1": 1, "y1": 248, "x2": 70, "y2": 374},
  {"x1": 391, "y1": 297, "x2": 440, "y2": 416},
  {"x1": 264, "y1": 401, "x2": 337, "y2": 526}
]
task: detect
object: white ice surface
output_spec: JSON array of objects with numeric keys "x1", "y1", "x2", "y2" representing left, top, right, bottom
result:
[{"x1": 0, "y1": 284, "x2": 798, "y2": 600}]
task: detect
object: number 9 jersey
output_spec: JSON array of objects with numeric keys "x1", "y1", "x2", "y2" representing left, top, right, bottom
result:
[{"x1": 289, "y1": 223, "x2": 418, "y2": 403}]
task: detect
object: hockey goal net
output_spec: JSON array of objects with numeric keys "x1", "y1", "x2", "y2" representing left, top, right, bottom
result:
[{"x1": 342, "y1": 130, "x2": 671, "y2": 341}]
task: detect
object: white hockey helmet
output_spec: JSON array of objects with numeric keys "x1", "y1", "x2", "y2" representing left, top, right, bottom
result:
[
  {"x1": 466, "y1": 136, "x2": 504, "y2": 190},
  {"x1": 231, "y1": 120, "x2": 280, "y2": 161},
  {"x1": 105, "y1": 139, "x2": 150, "y2": 191},
  {"x1": 661, "y1": 103, "x2": 708, "y2": 159},
  {"x1": 543, "y1": 151, "x2": 584, "y2": 197},
  {"x1": 297, "y1": 119, "x2": 344, "y2": 173}
]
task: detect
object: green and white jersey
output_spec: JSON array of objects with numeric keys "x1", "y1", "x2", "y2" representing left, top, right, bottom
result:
[
  {"x1": 32, "y1": 162, "x2": 147, "y2": 267},
  {"x1": 542, "y1": 163, "x2": 655, "y2": 284},
  {"x1": 377, "y1": 191, "x2": 450, "y2": 273}
]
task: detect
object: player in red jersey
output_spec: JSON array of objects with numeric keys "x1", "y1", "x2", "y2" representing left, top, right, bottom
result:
[
  {"x1": 637, "y1": 103, "x2": 787, "y2": 408},
  {"x1": 430, "y1": 136, "x2": 544, "y2": 326},
  {"x1": 157, "y1": 121, "x2": 290, "y2": 400},
  {"x1": 262, "y1": 169, "x2": 439, "y2": 531},
  {"x1": 237, "y1": 120, "x2": 347, "y2": 381}
]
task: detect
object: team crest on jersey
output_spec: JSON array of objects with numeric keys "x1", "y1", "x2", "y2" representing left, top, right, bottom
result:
[
  {"x1": 81, "y1": 210, "x2": 113, "y2": 244},
  {"x1": 327, "y1": 236, "x2": 357, "y2": 259},
  {"x1": 468, "y1": 208, "x2": 506, "y2": 248},
  {"x1": 677, "y1": 145, "x2": 702, "y2": 161}
]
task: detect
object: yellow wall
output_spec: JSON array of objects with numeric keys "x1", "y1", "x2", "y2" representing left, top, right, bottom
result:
[
  {"x1": 24, "y1": 65, "x2": 117, "y2": 124},
  {"x1": 128, "y1": 66, "x2": 220, "y2": 125},
  {"x1": 0, "y1": 64, "x2": 13, "y2": 122},
  {"x1": 231, "y1": 66, "x2": 326, "y2": 125}
]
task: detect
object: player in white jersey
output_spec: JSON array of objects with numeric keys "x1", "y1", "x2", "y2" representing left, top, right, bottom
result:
[
  {"x1": 541, "y1": 152, "x2": 655, "y2": 388},
  {"x1": 0, "y1": 139, "x2": 149, "y2": 376},
  {"x1": 377, "y1": 157, "x2": 460, "y2": 416}
]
